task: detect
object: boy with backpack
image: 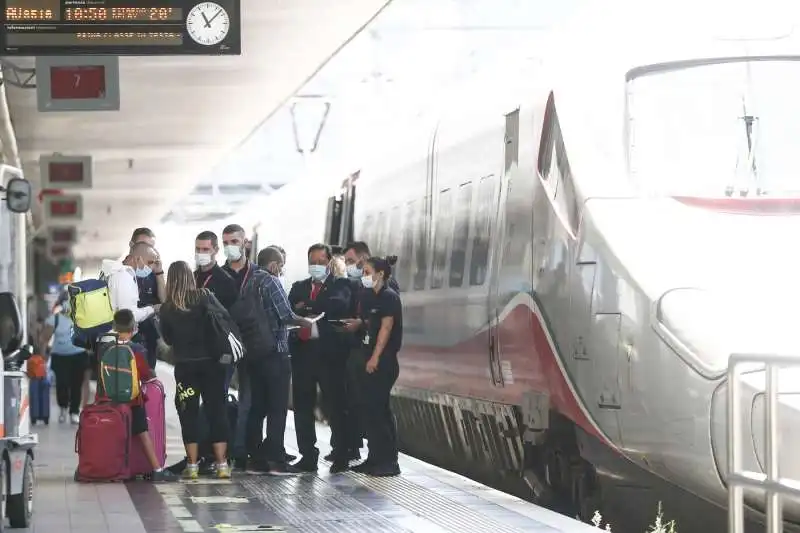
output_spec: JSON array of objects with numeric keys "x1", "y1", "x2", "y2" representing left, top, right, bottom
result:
[{"x1": 96, "y1": 310, "x2": 176, "y2": 482}]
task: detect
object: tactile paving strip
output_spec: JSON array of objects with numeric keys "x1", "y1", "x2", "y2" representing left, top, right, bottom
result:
[
  {"x1": 240, "y1": 477, "x2": 409, "y2": 532},
  {"x1": 349, "y1": 472, "x2": 537, "y2": 533}
]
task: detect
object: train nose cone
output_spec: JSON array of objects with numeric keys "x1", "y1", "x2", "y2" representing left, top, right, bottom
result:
[{"x1": 712, "y1": 366, "x2": 800, "y2": 523}]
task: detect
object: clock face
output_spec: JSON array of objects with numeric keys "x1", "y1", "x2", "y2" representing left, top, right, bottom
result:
[{"x1": 186, "y1": 2, "x2": 230, "y2": 46}]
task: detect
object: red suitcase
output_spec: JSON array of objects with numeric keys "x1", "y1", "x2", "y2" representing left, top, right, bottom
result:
[
  {"x1": 129, "y1": 378, "x2": 167, "y2": 476},
  {"x1": 75, "y1": 402, "x2": 132, "y2": 482}
]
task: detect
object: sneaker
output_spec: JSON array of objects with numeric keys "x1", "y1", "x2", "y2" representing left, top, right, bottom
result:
[
  {"x1": 150, "y1": 469, "x2": 179, "y2": 482},
  {"x1": 266, "y1": 461, "x2": 302, "y2": 476},
  {"x1": 58, "y1": 408, "x2": 67, "y2": 424},
  {"x1": 216, "y1": 463, "x2": 231, "y2": 479},
  {"x1": 182, "y1": 463, "x2": 199, "y2": 480},
  {"x1": 70, "y1": 413, "x2": 80, "y2": 425}
]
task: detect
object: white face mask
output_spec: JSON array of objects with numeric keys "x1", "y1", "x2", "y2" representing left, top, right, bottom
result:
[
  {"x1": 224, "y1": 245, "x2": 242, "y2": 261},
  {"x1": 346, "y1": 265, "x2": 362, "y2": 279},
  {"x1": 195, "y1": 253, "x2": 213, "y2": 267},
  {"x1": 309, "y1": 265, "x2": 328, "y2": 281},
  {"x1": 361, "y1": 275, "x2": 374, "y2": 289}
]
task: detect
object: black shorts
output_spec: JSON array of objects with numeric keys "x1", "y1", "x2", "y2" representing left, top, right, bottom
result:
[{"x1": 130, "y1": 404, "x2": 148, "y2": 436}]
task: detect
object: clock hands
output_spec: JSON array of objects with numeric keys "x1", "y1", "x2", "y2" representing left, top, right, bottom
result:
[
  {"x1": 201, "y1": 11, "x2": 212, "y2": 27},
  {"x1": 206, "y1": 8, "x2": 224, "y2": 26}
]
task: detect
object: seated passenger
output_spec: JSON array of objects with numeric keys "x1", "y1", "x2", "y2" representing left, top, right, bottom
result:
[
  {"x1": 97, "y1": 310, "x2": 176, "y2": 481},
  {"x1": 160, "y1": 261, "x2": 232, "y2": 480}
]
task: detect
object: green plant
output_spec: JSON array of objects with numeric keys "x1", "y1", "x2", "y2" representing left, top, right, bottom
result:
[{"x1": 590, "y1": 502, "x2": 677, "y2": 533}]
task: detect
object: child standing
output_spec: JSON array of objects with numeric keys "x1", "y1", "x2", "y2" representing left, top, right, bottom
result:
[{"x1": 98, "y1": 309, "x2": 176, "y2": 482}]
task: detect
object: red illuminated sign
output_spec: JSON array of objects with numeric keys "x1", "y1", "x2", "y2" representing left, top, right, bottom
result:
[
  {"x1": 48, "y1": 162, "x2": 84, "y2": 183},
  {"x1": 50, "y1": 66, "x2": 106, "y2": 100},
  {"x1": 48, "y1": 199, "x2": 79, "y2": 217},
  {"x1": 50, "y1": 228, "x2": 77, "y2": 243}
]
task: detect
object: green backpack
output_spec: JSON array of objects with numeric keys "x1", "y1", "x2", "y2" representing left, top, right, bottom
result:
[{"x1": 97, "y1": 335, "x2": 140, "y2": 403}]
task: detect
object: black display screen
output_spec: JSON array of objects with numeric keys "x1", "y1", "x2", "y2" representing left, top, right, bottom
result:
[{"x1": 1, "y1": 0, "x2": 240, "y2": 55}]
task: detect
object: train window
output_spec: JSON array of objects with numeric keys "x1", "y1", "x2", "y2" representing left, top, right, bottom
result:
[
  {"x1": 397, "y1": 200, "x2": 416, "y2": 291},
  {"x1": 430, "y1": 188, "x2": 453, "y2": 289},
  {"x1": 537, "y1": 95, "x2": 580, "y2": 233},
  {"x1": 387, "y1": 206, "x2": 402, "y2": 257},
  {"x1": 449, "y1": 181, "x2": 473, "y2": 287},
  {"x1": 470, "y1": 175, "x2": 496, "y2": 286},
  {"x1": 412, "y1": 195, "x2": 430, "y2": 291}
]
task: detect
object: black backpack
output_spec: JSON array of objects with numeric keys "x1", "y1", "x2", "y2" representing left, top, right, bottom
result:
[{"x1": 228, "y1": 267, "x2": 277, "y2": 357}]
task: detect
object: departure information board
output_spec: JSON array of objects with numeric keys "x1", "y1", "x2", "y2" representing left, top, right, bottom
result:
[{"x1": 1, "y1": 0, "x2": 240, "y2": 55}]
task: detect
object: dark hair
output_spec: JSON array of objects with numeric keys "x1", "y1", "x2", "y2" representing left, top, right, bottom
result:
[
  {"x1": 345, "y1": 241, "x2": 370, "y2": 257},
  {"x1": 367, "y1": 255, "x2": 398, "y2": 279},
  {"x1": 222, "y1": 224, "x2": 245, "y2": 236},
  {"x1": 130, "y1": 227, "x2": 155, "y2": 242},
  {"x1": 331, "y1": 245, "x2": 344, "y2": 256},
  {"x1": 195, "y1": 230, "x2": 218, "y2": 248},
  {"x1": 307, "y1": 243, "x2": 332, "y2": 260},
  {"x1": 113, "y1": 309, "x2": 136, "y2": 333},
  {"x1": 257, "y1": 246, "x2": 284, "y2": 269},
  {"x1": 268, "y1": 244, "x2": 285, "y2": 261}
]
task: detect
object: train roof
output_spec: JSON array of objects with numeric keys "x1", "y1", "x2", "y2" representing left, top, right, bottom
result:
[{"x1": 547, "y1": 0, "x2": 800, "y2": 93}]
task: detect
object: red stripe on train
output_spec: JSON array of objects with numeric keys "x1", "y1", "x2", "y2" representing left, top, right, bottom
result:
[{"x1": 395, "y1": 300, "x2": 614, "y2": 448}]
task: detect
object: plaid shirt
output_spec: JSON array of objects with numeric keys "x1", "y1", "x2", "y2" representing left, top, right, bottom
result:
[{"x1": 251, "y1": 267, "x2": 295, "y2": 354}]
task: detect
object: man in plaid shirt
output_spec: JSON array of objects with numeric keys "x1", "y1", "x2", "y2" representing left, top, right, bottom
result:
[{"x1": 221, "y1": 225, "x2": 313, "y2": 476}]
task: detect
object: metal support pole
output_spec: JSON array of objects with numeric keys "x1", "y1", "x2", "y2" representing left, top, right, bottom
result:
[
  {"x1": 766, "y1": 363, "x2": 781, "y2": 533},
  {"x1": 15, "y1": 212, "x2": 26, "y2": 342},
  {"x1": 728, "y1": 361, "x2": 744, "y2": 533}
]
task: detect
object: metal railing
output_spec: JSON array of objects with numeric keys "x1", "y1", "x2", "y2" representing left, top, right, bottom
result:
[{"x1": 728, "y1": 353, "x2": 800, "y2": 533}]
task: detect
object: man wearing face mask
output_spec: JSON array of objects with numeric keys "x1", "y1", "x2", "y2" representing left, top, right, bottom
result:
[
  {"x1": 288, "y1": 243, "x2": 353, "y2": 473},
  {"x1": 343, "y1": 242, "x2": 400, "y2": 293},
  {"x1": 101, "y1": 243, "x2": 161, "y2": 325},
  {"x1": 129, "y1": 228, "x2": 166, "y2": 369},
  {"x1": 194, "y1": 230, "x2": 238, "y2": 310},
  {"x1": 222, "y1": 225, "x2": 314, "y2": 475}
]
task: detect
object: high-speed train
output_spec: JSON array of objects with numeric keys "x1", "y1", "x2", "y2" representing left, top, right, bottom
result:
[{"x1": 237, "y1": 3, "x2": 800, "y2": 531}]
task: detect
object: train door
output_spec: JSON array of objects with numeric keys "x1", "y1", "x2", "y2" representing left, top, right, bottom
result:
[
  {"x1": 323, "y1": 172, "x2": 358, "y2": 246},
  {"x1": 486, "y1": 109, "x2": 520, "y2": 387}
]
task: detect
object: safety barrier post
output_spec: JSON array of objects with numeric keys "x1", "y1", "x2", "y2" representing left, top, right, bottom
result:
[{"x1": 727, "y1": 353, "x2": 800, "y2": 533}]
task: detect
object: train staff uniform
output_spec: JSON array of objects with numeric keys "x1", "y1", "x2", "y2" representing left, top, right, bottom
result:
[
  {"x1": 353, "y1": 255, "x2": 402, "y2": 477},
  {"x1": 194, "y1": 231, "x2": 240, "y2": 311},
  {"x1": 288, "y1": 243, "x2": 353, "y2": 473},
  {"x1": 130, "y1": 228, "x2": 166, "y2": 370}
]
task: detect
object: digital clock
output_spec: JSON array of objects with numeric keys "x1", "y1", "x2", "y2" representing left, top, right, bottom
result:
[{"x1": 1, "y1": 0, "x2": 241, "y2": 56}]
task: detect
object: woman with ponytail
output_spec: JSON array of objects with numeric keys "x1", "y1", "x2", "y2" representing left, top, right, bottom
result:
[{"x1": 352, "y1": 254, "x2": 403, "y2": 477}]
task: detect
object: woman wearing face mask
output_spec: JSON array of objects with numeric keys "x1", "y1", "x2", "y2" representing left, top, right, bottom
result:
[{"x1": 351, "y1": 255, "x2": 402, "y2": 477}]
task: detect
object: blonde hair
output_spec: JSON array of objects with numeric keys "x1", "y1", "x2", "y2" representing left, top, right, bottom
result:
[
  {"x1": 331, "y1": 255, "x2": 346, "y2": 278},
  {"x1": 165, "y1": 261, "x2": 202, "y2": 311}
]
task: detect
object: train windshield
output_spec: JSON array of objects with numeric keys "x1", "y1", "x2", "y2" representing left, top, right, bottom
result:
[{"x1": 626, "y1": 57, "x2": 800, "y2": 198}]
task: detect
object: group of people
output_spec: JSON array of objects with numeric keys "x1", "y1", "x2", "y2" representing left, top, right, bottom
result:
[{"x1": 45, "y1": 224, "x2": 404, "y2": 480}]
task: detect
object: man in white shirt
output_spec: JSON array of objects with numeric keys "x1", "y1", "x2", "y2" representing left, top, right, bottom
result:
[{"x1": 100, "y1": 243, "x2": 161, "y2": 323}]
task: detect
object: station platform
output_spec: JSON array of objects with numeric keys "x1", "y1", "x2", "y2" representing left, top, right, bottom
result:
[{"x1": 26, "y1": 363, "x2": 596, "y2": 533}]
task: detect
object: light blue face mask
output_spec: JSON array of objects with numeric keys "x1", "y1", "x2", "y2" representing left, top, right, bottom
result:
[
  {"x1": 308, "y1": 264, "x2": 328, "y2": 281},
  {"x1": 135, "y1": 266, "x2": 152, "y2": 279},
  {"x1": 346, "y1": 265, "x2": 362, "y2": 279}
]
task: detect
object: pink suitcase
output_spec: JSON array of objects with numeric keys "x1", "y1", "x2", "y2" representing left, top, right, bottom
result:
[{"x1": 129, "y1": 379, "x2": 167, "y2": 476}]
